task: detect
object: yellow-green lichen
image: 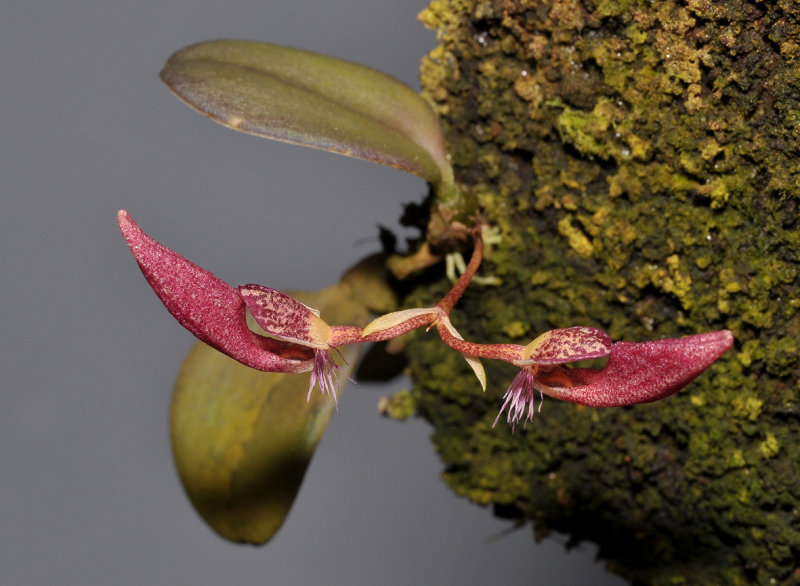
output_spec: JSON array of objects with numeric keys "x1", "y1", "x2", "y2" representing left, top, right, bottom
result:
[
  {"x1": 760, "y1": 433, "x2": 780, "y2": 459},
  {"x1": 378, "y1": 389, "x2": 418, "y2": 421},
  {"x1": 400, "y1": 0, "x2": 800, "y2": 584},
  {"x1": 557, "y1": 215, "x2": 594, "y2": 258}
]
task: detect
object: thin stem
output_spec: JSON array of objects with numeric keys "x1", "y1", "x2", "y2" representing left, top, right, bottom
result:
[
  {"x1": 437, "y1": 227, "x2": 484, "y2": 314},
  {"x1": 363, "y1": 313, "x2": 437, "y2": 342},
  {"x1": 329, "y1": 312, "x2": 437, "y2": 347},
  {"x1": 328, "y1": 326, "x2": 364, "y2": 347},
  {"x1": 436, "y1": 321, "x2": 524, "y2": 363}
]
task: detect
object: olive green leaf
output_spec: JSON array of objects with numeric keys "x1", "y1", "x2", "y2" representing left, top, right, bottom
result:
[
  {"x1": 160, "y1": 40, "x2": 455, "y2": 194},
  {"x1": 171, "y1": 285, "x2": 369, "y2": 545}
]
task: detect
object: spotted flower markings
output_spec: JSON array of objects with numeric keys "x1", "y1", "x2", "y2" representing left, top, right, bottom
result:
[
  {"x1": 518, "y1": 327, "x2": 611, "y2": 365},
  {"x1": 238, "y1": 284, "x2": 353, "y2": 404},
  {"x1": 238, "y1": 285, "x2": 328, "y2": 349},
  {"x1": 119, "y1": 210, "x2": 733, "y2": 428}
]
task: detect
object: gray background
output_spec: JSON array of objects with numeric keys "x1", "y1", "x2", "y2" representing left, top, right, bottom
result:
[{"x1": 2, "y1": 1, "x2": 626, "y2": 584}]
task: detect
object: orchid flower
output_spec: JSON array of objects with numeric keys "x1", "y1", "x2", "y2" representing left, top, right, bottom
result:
[
  {"x1": 236, "y1": 284, "x2": 364, "y2": 404},
  {"x1": 495, "y1": 328, "x2": 732, "y2": 429},
  {"x1": 117, "y1": 210, "x2": 360, "y2": 402},
  {"x1": 120, "y1": 210, "x2": 733, "y2": 428},
  {"x1": 118, "y1": 210, "x2": 316, "y2": 373},
  {"x1": 362, "y1": 223, "x2": 733, "y2": 429},
  {"x1": 434, "y1": 307, "x2": 732, "y2": 429}
]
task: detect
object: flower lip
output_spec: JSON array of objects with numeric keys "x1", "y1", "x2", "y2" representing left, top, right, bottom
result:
[
  {"x1": 493, "y1": 367, "x2": 539, "y2": 429},
  {"x1": 119, "y1": 209, "x2": 735, "y2": 421},
  {"x1": 308, "y1": 348, "x2": 354, "y2": 406}
]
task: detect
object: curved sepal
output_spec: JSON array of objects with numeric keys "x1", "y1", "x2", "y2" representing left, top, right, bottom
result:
[
  {"x1": 117, "y1": 210, "x2": 311, "y2": 373},
  {"x1": 552, "y1": 330, "x2": 734, "y2": 407}
]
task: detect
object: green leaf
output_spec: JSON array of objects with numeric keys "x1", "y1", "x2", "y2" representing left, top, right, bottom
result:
[
  {"x1": 161, "y1": 40, "x2": 454, "y2": 191},
  {"x1": 171, "y1": 285, "x2": 369, "y2": 545}
]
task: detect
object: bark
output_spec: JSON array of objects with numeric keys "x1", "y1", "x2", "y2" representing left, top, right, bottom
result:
[{"x1": 390, "y1": 1, "x2": 800, "y2": 583}]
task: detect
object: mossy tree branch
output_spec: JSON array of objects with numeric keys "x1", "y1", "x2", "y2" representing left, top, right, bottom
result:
[{"x1": 395, "y1": 1, "x2": 800, "y2": 583}]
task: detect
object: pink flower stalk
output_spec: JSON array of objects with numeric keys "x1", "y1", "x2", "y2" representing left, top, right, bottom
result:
[
  {"x1": 377, "y1": 228, "x2": 735, "y2": 429},
  {"x1": 119, "y1": 210, "x2": 734, "y2": 425},
  {"x1": 494, "y1": 329, "x2": 734, "y2": 429},
  {"x1": 117, "y1": 210, "x2": 314, "y2": 374}
]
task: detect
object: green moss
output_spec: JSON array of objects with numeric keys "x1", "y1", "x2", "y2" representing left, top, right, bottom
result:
[
  {"x1": 760, "y1": 433, "x2": 780, "y2": 459},
  {"x1": 395, "y1": 0, "x2": 800, "y2": 583},
  {"x1": 377, "y1": 389, "x2": 418, "y2": 421}
]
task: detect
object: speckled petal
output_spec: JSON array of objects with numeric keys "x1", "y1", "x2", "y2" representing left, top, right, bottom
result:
[
  {"x1": 519, "y1": 326, "x2": 612, "y2": 365},
  {"x1": 238, "y1": 284, "x2": 331, "y2": 349},
  {"x1": 118, "y1": 210, "x2": 312, "y2": 373}
]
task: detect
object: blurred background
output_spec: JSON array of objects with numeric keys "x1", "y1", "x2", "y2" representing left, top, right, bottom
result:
[{"x1": 1, "y1": 1, "x2": 625, "y2": 584}]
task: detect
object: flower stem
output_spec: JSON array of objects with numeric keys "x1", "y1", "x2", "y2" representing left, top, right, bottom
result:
[
  {"x1": 436, "y1": 320, "x2": 524, "y2": 363},
  {"x1": 437, "y1": 226, "x2": 484, "y2": 314}
]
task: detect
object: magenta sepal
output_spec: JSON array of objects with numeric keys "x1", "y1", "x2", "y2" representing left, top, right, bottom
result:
[
  {"x1": 117, "y1": 210, "x2": 313, "y2": 373},
  {"x1": 548, "y1": 330, "x2": 734, "y2": 408}
]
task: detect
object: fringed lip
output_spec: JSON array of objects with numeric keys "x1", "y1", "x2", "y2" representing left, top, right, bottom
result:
[
  {"x1": 120, "y1": 210, "x2": 734, "y2": 427},
  {"x1": 494, "y1": 330, "x2": 734, "y2": 429}
]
